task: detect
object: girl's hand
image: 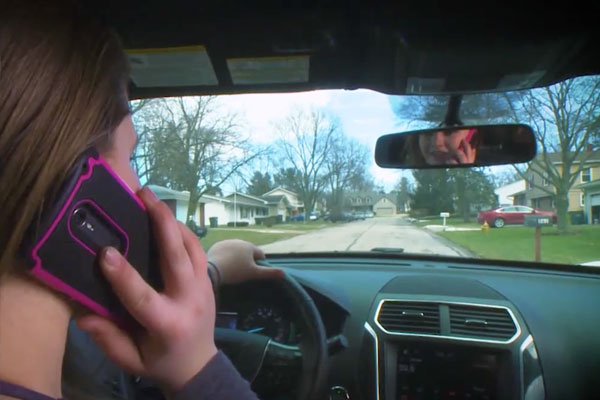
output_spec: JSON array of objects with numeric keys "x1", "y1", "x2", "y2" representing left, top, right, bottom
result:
[
  {"x1": 448, "y1": 129, "x2": 476, "y2": 164},
  {"x1": 451, "y1": 138, "x2": 476, "y2": 164},
  {"x1": 207, "y1": 239, "x2": 284, "y2": 286},
  {"x1": 77, "y1": 187, "x2": 217, "y2": 394}
]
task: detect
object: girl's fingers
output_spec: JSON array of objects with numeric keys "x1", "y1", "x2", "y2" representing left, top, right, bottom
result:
[
  {"x1": 99, "y1": 247, "x2": 166, "y2": 331},
  {"x1": 178, "y1": 221, "x2": 208, "y2": 277},
  {"x1": 465, "y1": 140, "x2": 476, "y2": 162},
  {"x1": 76, "y1": 315, "x2": 145, "y2": 376},
  {"x1": 253, "y1": 246, "x2": 266, "y2": 261},
  {"x1": 139, "y1": 187, "x2": 194, "y2": 291},
  {"x1": 253, "y1": 265, "x2": 286, "y2": 280},
  {"x1": 455, "y1": 141, "x2": 469, "y2": 163}
]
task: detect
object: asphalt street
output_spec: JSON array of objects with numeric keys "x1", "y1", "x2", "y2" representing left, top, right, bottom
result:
[{"x1": 260, "y1": 216, "x2": 472, "y2": 257}]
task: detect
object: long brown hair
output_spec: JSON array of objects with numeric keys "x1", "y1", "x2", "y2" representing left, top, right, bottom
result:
[{"x1": 0, "y1": 0, "x2": 130, "y2": 279}]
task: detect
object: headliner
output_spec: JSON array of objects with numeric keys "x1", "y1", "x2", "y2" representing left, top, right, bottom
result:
[{"x1": 81, "y1": 1, "x2": 600, "y2": 99}]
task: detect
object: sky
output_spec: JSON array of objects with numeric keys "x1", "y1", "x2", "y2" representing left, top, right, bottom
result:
[{"x1": 217, "y1": 89, "x2": 410, "y2": 191}]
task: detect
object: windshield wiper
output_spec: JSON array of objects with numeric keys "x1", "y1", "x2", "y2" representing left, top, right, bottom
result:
[{"x1": 371, "y1": 247, "x2": 405, "y2": 254}]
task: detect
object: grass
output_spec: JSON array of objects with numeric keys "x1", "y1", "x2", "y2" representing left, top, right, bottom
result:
[
  {"x1": 217, "y1": 220, "x2": 333, "y2": 232},
  {"x1": 199, "y1": 229, "x2": 298, "y2": 250},
  {"x1": 437, "y1": 225, "x2": 600, "y2": 265}
]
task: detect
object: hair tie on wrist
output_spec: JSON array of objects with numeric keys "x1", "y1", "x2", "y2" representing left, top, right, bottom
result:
[{"x1": 207, "y1": 260, "x2": 221, "y2": 287}]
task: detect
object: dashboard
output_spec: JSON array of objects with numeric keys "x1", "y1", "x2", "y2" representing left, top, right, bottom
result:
[{"x1": 218, "y1": 254, "x2": 600, "y2": 400}]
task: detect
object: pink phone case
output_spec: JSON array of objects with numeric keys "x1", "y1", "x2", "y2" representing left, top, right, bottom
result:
[{"x1": 21, "y1": 149, "x2": 160, "y2": 323}]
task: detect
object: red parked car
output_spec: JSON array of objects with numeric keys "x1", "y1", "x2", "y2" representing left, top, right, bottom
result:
[{"x1": 477, "y1": 205, "x2": 557, "y2": 228}]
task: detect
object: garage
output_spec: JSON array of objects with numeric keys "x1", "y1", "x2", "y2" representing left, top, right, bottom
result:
[
  {"x1": 373, "y1": 196, "x2": 397, "y2": 216},
  {"x1": 581, "y1": 180, "x2": 600, "y2": 224}
]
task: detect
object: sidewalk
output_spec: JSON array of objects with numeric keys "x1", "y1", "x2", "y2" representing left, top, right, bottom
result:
[{"x1": 424, "y1": 224, "x2": 480, "y2": 232}]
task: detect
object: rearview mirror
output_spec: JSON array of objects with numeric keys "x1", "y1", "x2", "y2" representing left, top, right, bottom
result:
[{"x1": 375, "y1": 124, "x2": 536, "y2": 168}]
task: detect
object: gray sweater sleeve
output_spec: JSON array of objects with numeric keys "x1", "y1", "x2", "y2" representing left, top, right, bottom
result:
[{"x1": 173, "y1": 351, "x2": 259, "y2": 400}]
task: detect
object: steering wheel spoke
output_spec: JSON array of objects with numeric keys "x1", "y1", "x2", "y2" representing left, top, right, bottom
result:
[
  {"x1": 214, "y1": 327, "x2": 270, "y2": 382},
  {"x1": 264, "y1": 341, "x2": 303, "y2": 368}
]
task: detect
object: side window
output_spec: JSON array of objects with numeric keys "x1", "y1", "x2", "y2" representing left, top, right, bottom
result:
[
  {"x1": 542, "y1": 172, "x2": 549, "y2": 186},
  {"x1": 503, "y1": 206, "x2": 516, "y2": 212},
  {"x1": 581, "y1": 168, "x2": 591, "y2": 183}
]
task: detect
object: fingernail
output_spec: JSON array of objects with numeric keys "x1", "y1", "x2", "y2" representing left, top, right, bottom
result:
[{"x1": 102, "y1": 247, "x2": 121, "y2": 271}]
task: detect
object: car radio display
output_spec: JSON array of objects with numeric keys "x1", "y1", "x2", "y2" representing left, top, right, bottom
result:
[{"x1": 396, "y1": 345, "x2": 502, "y2": 400}]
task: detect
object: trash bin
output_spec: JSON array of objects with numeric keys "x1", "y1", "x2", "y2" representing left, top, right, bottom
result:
[
  {"x1": 209, "y1": 217, "x2": 218, "y2": 228},
  {"x1": 569, "y1": 211, "x2": 584, "y2": 225}
]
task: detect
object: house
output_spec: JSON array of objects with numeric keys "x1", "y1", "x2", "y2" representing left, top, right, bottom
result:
[
  {"x1": 262, "y1": 187, "x2": 304, "y2": 215},
  {"x1": 523, "y1": 153, "x2": 600, "y2": 212},
  {"x1": 495, "y1": 180, "x2": 526, "y2": 206},
  {"x1": 346, "y1": 192, "x2": 376, "y2": 213},
  {"x1": 148, "y1": 184, "x2": 234, "y2": 226},
  {"x1": 224, "y1": 192, "x2": 269, "y2": 225},
  {"x1": 579, "y1": 179, "x2": 600, "y2": 224},
  {"x1": 147, "y1": 185, "x2": 199, "y2": 224},
  {"x1": 345, "y1": 192, "x2": 401, "y2": 215},
  {"x1": 200, "y1": 194, "x2": 231, "y2": 226},
  {"x1": 373, "y1": 195, "x2": 397, "y2": 216},
  {"x1": 262, "y1": 195, "x2": 293, "y2": 221}
]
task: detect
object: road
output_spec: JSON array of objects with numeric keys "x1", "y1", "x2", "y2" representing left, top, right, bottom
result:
[{"x1": 260, "y1": 216, "x2": 473, "y2": 257}]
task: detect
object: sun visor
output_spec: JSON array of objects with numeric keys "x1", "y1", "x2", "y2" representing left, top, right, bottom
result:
[
  {"x1": 126, "y1": 46, "x2": 218, "y2": 87},
  {"x1": 227, "y1": 56, "x2": 310, "y2": 85}
]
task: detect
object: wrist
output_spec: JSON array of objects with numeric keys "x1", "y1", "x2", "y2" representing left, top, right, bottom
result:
[{"x1": 161, "y1": 345, "x2": 219, "y2": 398}]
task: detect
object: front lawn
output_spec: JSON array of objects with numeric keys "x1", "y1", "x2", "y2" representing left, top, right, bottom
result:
[{"x1": 437, "y1": 225, "x2": 600, "y2": 265}]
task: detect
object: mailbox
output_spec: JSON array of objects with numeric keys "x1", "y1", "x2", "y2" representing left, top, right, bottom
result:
[
  {"x1": 440, "y1": 212, "x2": 450, "y2": 218},
  {"x1": 524, "y1": 215, "x2": 553, "y2": 227}
]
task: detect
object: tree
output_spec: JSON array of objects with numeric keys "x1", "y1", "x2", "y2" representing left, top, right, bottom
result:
[
  {"x1": 411, "y1": 169, "x2": 496, "y2": 219},
  {"x1": 134, "y1": 96, "x2": 263, "y2": 223},
  {"x1": 275, "y1": 107, "x2": 338, "y2": 217},
  {"x1": 411, "y1": 169, "x2": 455, "y2": 215},
  {"x1": 503, "y1": 76, "x2": 600, "y2": 233},
  {"x1": 450, "y1": 169, "x2": 498, "y2": 221},
  {"x1": 392, "y1": 93, "x2": 518, "y2": 127},
  {"x1": 324, "y1": 135, "x2": 370, "y2": 214},
  {"x1": 246, "y1": 171, "x2": 274, "y2": 196},
  {"x1": 273, "y1": 167, "x2": 303, "y2": 193},
  {"x1": 396, "y1": 177, "x2": 413, "y2": 213},
  {"x1": 491, "y1": 169, "x2": 521, "y2": 188}
]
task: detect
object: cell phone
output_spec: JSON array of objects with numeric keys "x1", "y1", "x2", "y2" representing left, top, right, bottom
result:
[
  {"x1": 20, "y1": 149, "x2": 161, "y2": 323},
  {"x1": 460, "y1": 128, "x2": 478, "y2": 154}
]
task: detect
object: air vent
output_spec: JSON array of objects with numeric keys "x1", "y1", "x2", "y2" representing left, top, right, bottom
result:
[
  {"x1": 449, "y1": 304, "x2": 517, "y2": 340},
  {"x1": 377, "y1": 301, "x2": 440, "y2": 334}
]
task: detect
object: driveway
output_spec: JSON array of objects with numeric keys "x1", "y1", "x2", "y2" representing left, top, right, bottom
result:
[{"x1": 260, "y1": 216, "x2": 473, "y2": 257}]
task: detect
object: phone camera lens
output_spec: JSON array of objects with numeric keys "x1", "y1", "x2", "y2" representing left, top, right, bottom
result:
[{"x1": 72, "y1": 208, "x2": 87, "y2": 227}]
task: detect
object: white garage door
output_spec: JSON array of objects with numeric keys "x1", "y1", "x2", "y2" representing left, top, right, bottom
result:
[{"x1": 376, "y1": 207, "x2": 394, "y2": 216}]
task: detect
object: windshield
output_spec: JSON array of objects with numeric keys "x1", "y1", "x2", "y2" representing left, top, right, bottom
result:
[{"x1": 130, "y1": 75, "x2": 600, "y2": 267}]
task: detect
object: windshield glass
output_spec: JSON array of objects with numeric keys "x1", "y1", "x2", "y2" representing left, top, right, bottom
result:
[{"x1": 130, "y1": 75, "x2": 600, "y2": 267}]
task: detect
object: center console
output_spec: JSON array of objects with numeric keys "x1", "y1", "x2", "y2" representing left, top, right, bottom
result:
[
  {"x1": 360, "y1": 277, "x2": 545, "y2": 400},
  {"x1": 393, "y1": 343, "x2": 510, "y2": 400}
]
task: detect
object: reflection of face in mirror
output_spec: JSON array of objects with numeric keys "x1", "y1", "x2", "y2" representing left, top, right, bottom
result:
[
  {"x1": 418, "y1": 128, "x2": 478, "y2": 165},
  {"x1": 376, "y1": 124, "x2": 536, "y2": 169}
]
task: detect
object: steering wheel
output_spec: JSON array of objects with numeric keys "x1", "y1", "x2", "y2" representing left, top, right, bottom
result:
[{"x1": 215, "y1": 268, "x2": 329, "y2": 400}]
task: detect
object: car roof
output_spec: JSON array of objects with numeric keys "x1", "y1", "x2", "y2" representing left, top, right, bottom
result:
[{"x1": 82, "y1": 0, "x2": 600, "y2": 99}]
